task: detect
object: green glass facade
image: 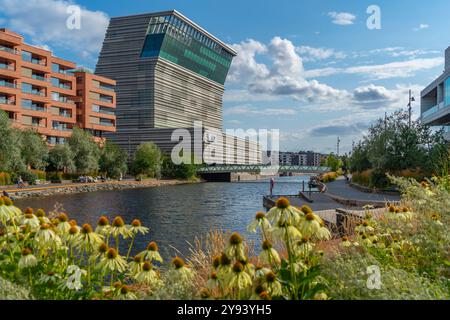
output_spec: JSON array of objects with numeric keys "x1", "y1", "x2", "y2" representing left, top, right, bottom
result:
[{"x1": 140, "y1": 14, "x2": 234, "y2": 85}]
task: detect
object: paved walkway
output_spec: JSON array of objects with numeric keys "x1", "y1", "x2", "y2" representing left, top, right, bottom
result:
[{"x1": 325, "y1": 178, "x2": 400, "y2": 202}]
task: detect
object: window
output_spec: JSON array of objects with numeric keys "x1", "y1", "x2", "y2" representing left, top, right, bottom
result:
[
  {"x1": 21, "y1": 83, "x2": 32, "y2": 93},
  {"x1": 52, "y1": 63, "x2": 60, "y2": 73},
  {"x1": 51, "y1": 77, "x2": 60, "y2": 87},
  {"x1": 22, "y1": 51, "x2": 32, "y2": 62},
  {"x1": 51, "y1": 92, "x2": 60, "y2": 101}
]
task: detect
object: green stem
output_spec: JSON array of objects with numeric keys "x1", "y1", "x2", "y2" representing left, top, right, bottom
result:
[
  {"x1": 284, "y1": 228, "x2": 298, "y2": 299},
  {"x1": 126, "y1": 234, "x2": 136, "y2": 260}
]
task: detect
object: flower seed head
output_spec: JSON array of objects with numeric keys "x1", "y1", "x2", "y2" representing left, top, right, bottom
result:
[
  {"x1": 120, "y1": 285, "x2": 130, "y2": 294},
  {"x1": 21, "y1": 248, "x2": 32, "y2": 256},
  {"x1": 265, "y1": 271, "x2": 276, "y2": 283},
  {"x1": 69, "y1": 226, "x2": 78, "y2": 235},
  {"x1": 212, "y1": 256, "x2": 220, "y2": 268},
  {"x1": 255, "y1": 212, "x2": 266, "y2": 220},
  {"x1": 35, "y1": 209, "x2": 45, "y2": 217},
  {"x1": 40, "y1": 223, "x2": 51, "y2": 230},
  {"x1": 262, "y1": 240, "x2": 272, "y2": 250},
  {"x1": 143, "y1": 262, "x2": 152, "y2": 271},
  {"x1": 99, "y1": 243, "x2": 108, "y2": 253},
  {"x1": 147, "y1": 241, "x2": 158, "y2": 251},
  {"x1": 97, "y1": 216, "x2": 110, "y2": 226},
  {"x1": 131, "y1": 219, "x2": 141, "y2": 227},
  {"x1": 81, "y1": 224, "x2": 93, "y2": 234},
  {"x1": 259, "y1": 291, "x2": 271, "y2": 300},
  {"x1": 133, "y1": 255, "x2": 142, "y2": 263},
  {"x1": 389, "y1": 206, "x2": 396, "y2": 213},
  {"x1": 210, "y1": 272, "x2": 218, "y2": 280},
  {"x1": 3, "y1": 197, "x2": 12, "y2": 206},
  {"x1": 232, "y1": 261, "x2": 244, "y2": 273},
  {"x1": 69, "y1": 220, "x2": 78, "y2": 227},
  {"x1": 342, "y1": 236, "x2": 349, "y2": 242},
  {"x1": 276, "y1": 197, "x2": 290, "y2": 209},
  {"x1": 172, "y1": 257, "x2": 185, "y2": 269},
  {"x1": 24, "y1": 208, "x2": 33, "y2": 214},
  {"x1": 300, "y1": 205, "x2": 313, "y2": 214},
  {"x1": 58, "y1": 213, "x2": 69, "y2": 222},
  {"x1": 112, "y1": 216, "x2": 125, "y2": 227},
  {"x1": 219, "y1": 253, "x2": 231, "y2": 266},
  {"x1": 305, "y1": 213, "x2": 315, "y2": 221},
  {"x1": 25, "y1": 213, "x2": 34, "y2": 219},
  {"x1": 106, "y1": 248, "x2": 118, "y2": 259},
  {"x1": 229, "y1": 232, "x2": 243, "y2": 245}
]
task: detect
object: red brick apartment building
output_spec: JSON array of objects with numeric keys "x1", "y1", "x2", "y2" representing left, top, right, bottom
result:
[{"x1": 0, "y1": 28, "x2": 116, "y2": 145}]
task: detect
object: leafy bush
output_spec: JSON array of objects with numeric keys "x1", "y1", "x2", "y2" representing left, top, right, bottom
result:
[
  {"x1": 161, "y1": 156, "x2": 197, "y2": 180},
  {"x1": 30, "y1": 169, "x2": 46, "y2": 181},
  {"x1": 17, "y1": 170, "x2": 39, "y2": 185},
  {"x1": 0, "y1": 172, "x2": 12, "y2": 186},
  {"x1": 321, "y1": 172, "x2": 337, "y2": 183}
]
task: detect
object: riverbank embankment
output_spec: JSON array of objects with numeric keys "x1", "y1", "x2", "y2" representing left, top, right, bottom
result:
[{"x1": 2, "y1": 179, "x2": 201, "y2": 200}]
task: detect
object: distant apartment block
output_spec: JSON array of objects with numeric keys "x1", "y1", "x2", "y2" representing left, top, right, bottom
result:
[
  {"x1": 421, "y1": 46, "x2": 450, "y2": 140},
  {"x1": 272, "y1": 151, "x2": 325, "y2": 166},
  {"x1": 0, "y1": 29, "x2": 116, "y2": 145}
]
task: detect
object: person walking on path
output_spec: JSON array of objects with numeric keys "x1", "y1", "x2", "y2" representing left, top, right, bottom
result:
[{"x1": 270, "y1": 178, "x2": 275, "y2": 196}]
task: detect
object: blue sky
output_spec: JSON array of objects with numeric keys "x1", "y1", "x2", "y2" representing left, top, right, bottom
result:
[{"x1": 1, "y1": 0, "x2": 448, "y2": 153}]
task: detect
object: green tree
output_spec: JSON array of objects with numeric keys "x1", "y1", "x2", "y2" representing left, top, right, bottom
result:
[
  {"x1": 20, "y1": 129, "x2": 48, "y2": 170},
  {"x1": 67, "y1": 127, "x2": 100, "y2": 174},
  {"x1": 47, "y1": 144, "x2": 75, "y2": 173},
  {"x1": 350, "y1": 142, "x2": 371, "y2": 173},
  {"x1": 99, "y1": 142, "x2": 128, "y2": 178},
  {"x1": 131, "y1": 142, "x2": 162, "y2": 178},
  {"x1": 0, "y1": 111, "x2": 25, "y2": 173},
  {"x1": 325, "y1": 153, "x2": 342, "y2": 172},
  {"x1": 161, "y1": 155, "x2": 197, "y2": 180}
]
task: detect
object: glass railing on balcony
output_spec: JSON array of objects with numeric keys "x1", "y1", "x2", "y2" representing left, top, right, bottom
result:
[
  {"x1": 0, "y1": 46, "x2": 18, "y2": 55},
  {"x1": 0, "y1": 98, "x2": 15, "y2": 105},
  {"x1": 0, "y1": 63, "x2": 15, "y2": 71},
  {"x1": 422, "y1": 102, "x2": 446, "y2": 119},
  {"x1": 23, "y1": 89, "x2": 46, "y2": 96},
  {"x1": 24, "y1": 57, "x2": 46, "y2": 66},
  {"x1": 58, "y1": 83, "x2": 72, "y2": 90},
  {"x1": 99, "y1": 120, "x2": 114, "y2": 127},
  {"x1": 31, "y1": 74, "x2": 48, "y2": 82},
  {"x1": 97, "y1": 84, "x2": 115, "y2": 92},
  {"x1": 0, "y1": 81, "x2": 17, "y2": 89},
  {"x1": 59, "y1": 111, "x2": 72, "y2": 118},
  {"x1": 98, "y1": 97, "x2": 113, "y2": 103},
  {"x1": 52, "y1": 125, "x2": 72, "y2": 131},
  {"x1": 22, "y1": 104, "x2": 46, "y2": 112}
]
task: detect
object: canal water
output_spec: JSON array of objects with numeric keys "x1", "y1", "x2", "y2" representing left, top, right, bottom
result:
[{"x1": 15, "y1": 176, "x2": 310, "y2": 259}]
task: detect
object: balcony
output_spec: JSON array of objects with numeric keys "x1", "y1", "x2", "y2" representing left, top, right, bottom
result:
[
  {"x1": 0, "y1": 80, "x2": 17, "y2": 89},
  {"x1": 52, "y1": 123, "x2": 73, "y2": 132},
  {"x1": 59, "y1": 110, "x2": 72, "y2": 118},
  {"x1": 0, "y1": 63, "x2": 14, "y2": 71},
  {"x1": 0, "y1": 45, "x2": 18, "y2": 55},
  {"x1": 31, "y1": 74, "x2": 49, "y2": 82},
  {"x1": 23, "y1": 89, "x2": 46, "y2": 97},
  {"x1": 22, "y1": 104, "x2": 46, "y2": 112},
  {"x1": 0, "y1": 97, "x2": 15, "y2": 105},
  {"x1": 421, "y1": 101, "x2": 448, "y2": 122}
]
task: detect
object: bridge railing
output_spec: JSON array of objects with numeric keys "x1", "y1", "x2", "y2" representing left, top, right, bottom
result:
[{"x1": 196, "y1": 165, "x2": 331, "y2": 174}]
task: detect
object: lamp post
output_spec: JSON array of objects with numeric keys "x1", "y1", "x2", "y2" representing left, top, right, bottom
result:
[{"x1": 407, "y1": 89, "x2": 416, "y2": 128}]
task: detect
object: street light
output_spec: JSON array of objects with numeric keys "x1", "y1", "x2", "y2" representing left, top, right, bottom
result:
[{"x1": 407, "y1": 89, "x2": 416, "y2": 128}]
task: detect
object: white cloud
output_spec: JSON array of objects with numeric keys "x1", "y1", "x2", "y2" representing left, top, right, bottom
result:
[
  {"x1": 227, "y1": 37, "x2": 349, "y2": 103},
  {"x1": 225, "y1": 105, "x2": 297, "y2": 116},
  {"x1": 305, "y1": 57, "x2": 444, "y2": 80},
  {"x1": 296, "y1": 46, "x2": 346, "y2": 62},
  {"x1": 0, "y1": 0, "x2": 109, "y2": 61},
  {"x1": 328, "y1": 12, "x2": 356, "y2": 26},
  {"x1": 414, "y1": 24, "x2": 430, "y2": 31}
]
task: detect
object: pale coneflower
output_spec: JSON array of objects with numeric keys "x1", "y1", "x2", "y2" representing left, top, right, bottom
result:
[
  {"x1": 21, "y1": 213, "x2": 40, "y2": 230},
  {"x1": 0, "y1": 197, "x2": 22, "y2": 222},
  {"x1": 34, "y1": 223, "x2": 62, "y2": 249},
  {"x1": 168, "y1": 257, "x2": 194, "y2": 282},
  {"x1": 95, "y1": 216, "x2": 111, "y2": 236},
  {"x1": 79, "y1": 224, "x2": 104, "y2": 250},
  {"x1": 117, "y1": 285, "x2": 137, "y2": 300},
  {"x1": 134, "y1": 261, "x2": 160, "y2": 287},
  {"x1": 294, "y1": 237, "x2": 315, "y2": 258},
  {"x1": 225, "y1": 261, "x2": 252, "y2": 292},
  {"x1": 128, "y1": 255, "x2": 144, "y2": 276},
  {"x1": 224, "y1": 232, "x2": 246, "y2": 261},
  {"x1": 137, "y1": 242, "x2": 163, "y2": 263},
  {"x1": 259, "y1": 240, "x2": 281, "y2": 265},
  {"x1": 217, "y1": 253, "x2": 232, "y2": 278},
  {"x1": 38, "y1": 271, "x2": 61, "y2": 284},
  {"x1": 355, "y1": 220, "x2": 375, "y2": 234},
  {"x1": 18, "y1": 248, "x2": 38, "y2": 269},
  {"x1": 205, "y1": 271, "x2": 220, "y2": 291},
  {"x1": 55, "y1": 213, "x2": 72, "y2": 234},
  {"x1": 35, "y1": 209, "x2": 51, "y2": 224},
  {"x1": 110, "y1": 216, "x2": 132, "y2": 239},
  {"x1": 270, "y1": 220, "x2": 302, "y2": 242},
  {"x1": 247, "y1": 212, "x2": 272, "y2": 235},
  {"x1": 97, "y1": 248, "x2": 128, "y2": 273},
  {"x1": 128, "y1": 219, "x2": 149, "y2": 235},
  {"x1": 340, "y1": 236, "x2": 352, "y2": 248},
  {"x1": 66, "y1": 225, "x2": 81, "y2": 247},
  {"x1": 267, "y1": 197, "x2": 302, "y2": 226},
  {"x1": 297, "y1": 212, "x2": 323, "y2": 238},
  {"x1": 262, "y1": 271, "x2": 282, "y2": 297}
]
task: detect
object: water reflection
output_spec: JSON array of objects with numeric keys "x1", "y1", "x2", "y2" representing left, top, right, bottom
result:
[{"x1": 15, "y1": 176, "x2": 309, "y2": 258}]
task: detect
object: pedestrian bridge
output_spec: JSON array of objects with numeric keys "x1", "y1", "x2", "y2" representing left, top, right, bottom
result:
[{"x1": 197, "y1": 165, "x2": 331, "y2": 174}]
